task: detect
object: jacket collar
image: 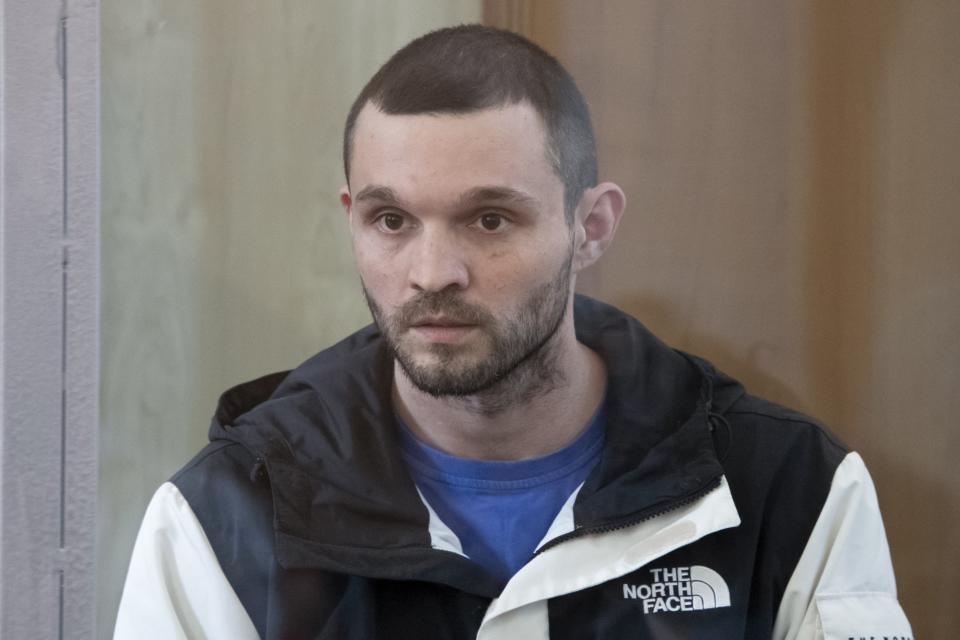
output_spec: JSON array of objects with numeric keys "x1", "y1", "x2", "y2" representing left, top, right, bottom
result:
[
  {"x1": 207, "y1": 296, "x2": 741, "y2": 595},
  {"x1": 568, "y1": 298, "x2": 733, "y2": 527}
]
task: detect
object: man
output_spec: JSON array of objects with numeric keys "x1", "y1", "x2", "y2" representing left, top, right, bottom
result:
[{"x1": 115, "y1": 25, "x2": 912, "y2": 639}]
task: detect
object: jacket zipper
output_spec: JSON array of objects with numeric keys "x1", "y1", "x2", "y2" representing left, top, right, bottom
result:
[{"x1": 534, "y1": 475, "x2": 723, "y2": 555}]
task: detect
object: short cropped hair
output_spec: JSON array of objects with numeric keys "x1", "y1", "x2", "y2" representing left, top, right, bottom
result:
[{"x1": 342, "y1": 25, "x2": 597, "y2": 222}]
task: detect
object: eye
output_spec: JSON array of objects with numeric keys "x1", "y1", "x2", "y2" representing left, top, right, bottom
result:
[
  {"x1": 374, "y1": 212, "x2": 407, "y2": 233},
  {"x1": 472, "y1": 212, "x2": 510, "y2": 233}
]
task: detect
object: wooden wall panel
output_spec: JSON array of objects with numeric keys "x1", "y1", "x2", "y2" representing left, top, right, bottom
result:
[{"x1": 486, "y1": 0, "x2": 959, "y2": 634}]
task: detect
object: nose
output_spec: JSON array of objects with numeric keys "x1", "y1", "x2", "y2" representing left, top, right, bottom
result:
[{"x1": 407, "y1": 228, "x2": 469, "y2": 293}]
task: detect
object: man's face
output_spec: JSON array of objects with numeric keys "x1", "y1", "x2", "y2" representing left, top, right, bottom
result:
[{"x1": 342, "y1": 102, "x2": 576, "y2": 397}]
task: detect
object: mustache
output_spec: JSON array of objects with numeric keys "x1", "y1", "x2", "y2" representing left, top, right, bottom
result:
[{"x1": 392, "y1": 290, "x2": 494, "y2": 330}]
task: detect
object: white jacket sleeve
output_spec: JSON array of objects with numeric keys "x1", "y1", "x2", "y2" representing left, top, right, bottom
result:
[
  {"x1": 114, "y1": 482, "x2": 259, "y2": 640},
  {"x1": 772, "y1": 452, "x2": 913, "y2": 640}
]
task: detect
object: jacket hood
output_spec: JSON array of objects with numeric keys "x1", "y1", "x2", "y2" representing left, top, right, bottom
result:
[{"x1": 207, "y1": 295, "x2": 744, "y2": 590}]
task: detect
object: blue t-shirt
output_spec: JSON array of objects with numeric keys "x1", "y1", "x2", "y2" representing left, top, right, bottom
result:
[{"x1": 398, "y1": 406, "x2": 604, "y2": 584}]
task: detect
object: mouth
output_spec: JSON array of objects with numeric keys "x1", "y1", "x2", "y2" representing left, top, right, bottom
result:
[
  {"x1": 407, "y1": 317, "x2": 478, "y2": 343},
  {"x1": 410, "y1": 316, "x2": 475, "y2": 329}
]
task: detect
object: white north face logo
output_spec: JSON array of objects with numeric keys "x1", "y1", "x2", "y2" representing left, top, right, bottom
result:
[{"x1": 622, "y1": 565, "x2": 731, "y2": 614}]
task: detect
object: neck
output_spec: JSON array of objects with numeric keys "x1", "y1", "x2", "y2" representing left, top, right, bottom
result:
[{"x1": 393, "y1": 314, "x2": 607, "y2": 461}]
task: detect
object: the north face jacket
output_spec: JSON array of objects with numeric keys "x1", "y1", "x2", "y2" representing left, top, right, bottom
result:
[{"x1": 115, "y1": 297, "x2": 913, "y2": 639}]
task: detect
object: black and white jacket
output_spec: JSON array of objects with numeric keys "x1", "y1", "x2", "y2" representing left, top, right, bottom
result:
[{"x1": 115, "y1": 297, "x2": 913, "y2": 639}]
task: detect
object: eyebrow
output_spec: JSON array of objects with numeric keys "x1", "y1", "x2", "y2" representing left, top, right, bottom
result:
[
  {"x1": 351, "y1": 184, "x2": 539, "y2": 210},
  {"x1": 456, "y1": 186, "x2": 539, "y2": 209},
  {"x1": 353, "y1": 185, "x2": 403, "y2": 205}
]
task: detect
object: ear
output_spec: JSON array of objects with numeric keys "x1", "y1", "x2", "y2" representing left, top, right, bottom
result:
[
  {"x1": 572, "y1": 182, "x2": 626, "y2": 272},
  {"x1": 339, "y1": 184, "x2": 352, "y2": 216}
]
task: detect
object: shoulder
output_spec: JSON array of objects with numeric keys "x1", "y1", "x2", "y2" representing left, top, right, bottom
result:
[
  {"x1": 722, "y1": 392, "x2": 849, "y2": 483},
  {"x1": 171, "y1": 440, "x2": 261, "y2": 491},
  {"x1": 168, "y1": 440, "x2": 274, "y2": 548},
  {"x1": 715, "y1": 392, "x2": 854, "y2": 567},
  {"x1": 164, "y1": 440, "x2": 278, "y2": 635}
]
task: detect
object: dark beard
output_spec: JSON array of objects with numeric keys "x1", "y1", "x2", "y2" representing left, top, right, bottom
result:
[{"x1": 363, "y1": 255, "x2": 572, "y2": 409}]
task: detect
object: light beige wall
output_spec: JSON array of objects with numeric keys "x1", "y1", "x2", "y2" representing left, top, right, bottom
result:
[
  {"x1": 487, "y1": 0, "x2": 959, "y2": 634},
  {"x1": 99, "y1": 2, "x2": 481, "y2": 636}
]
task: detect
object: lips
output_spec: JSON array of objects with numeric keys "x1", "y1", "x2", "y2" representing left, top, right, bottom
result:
[
  {"x1": 410, "y1": 316, "x2": 474, "y2": 329},
  {"x1": 406, "y1": 317, "x2": 478, "y2": 344}
]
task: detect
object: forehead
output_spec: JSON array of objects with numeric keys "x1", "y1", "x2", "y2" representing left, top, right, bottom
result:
[{"x1": 348, "y1": 103, "x2": 563, "y2": 209}]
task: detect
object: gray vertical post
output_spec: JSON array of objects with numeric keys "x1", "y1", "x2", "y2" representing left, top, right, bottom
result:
[{"x1": 0, "y1": 0, "x2": 99, "y2": 638}]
